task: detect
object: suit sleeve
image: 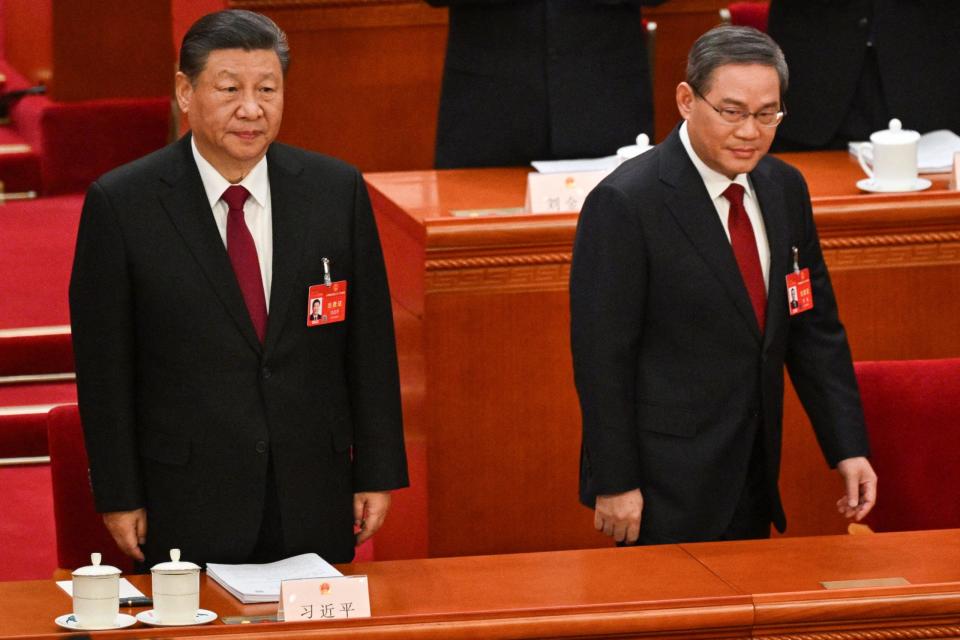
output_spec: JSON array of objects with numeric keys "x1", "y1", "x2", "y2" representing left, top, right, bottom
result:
[
  {"x1": 784, "y1": 173, "x2": 870, "y2": 467},
  {"x1": 570, "y1": 184, "x2": 646, "y2": 503},
  {"x1": 69, "y1": 181, "x2": 144, "y2": 512},
  {"x1": 346, "y1": 170, "x2": 409, "y2": 492}
]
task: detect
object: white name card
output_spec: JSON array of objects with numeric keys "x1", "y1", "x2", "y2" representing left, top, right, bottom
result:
[
  {"x1": 279, "y1": 575, "x2": 371, "y2": 622},
  {"x1": 525, "y1": 170, "x2": 609, "y2": 213}
]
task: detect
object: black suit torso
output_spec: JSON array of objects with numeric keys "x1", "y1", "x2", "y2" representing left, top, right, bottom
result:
[
  {"x1": 769, "y1": 0, "x2": 960, "y2": 148},
  {"x1": 570, "y1": 129, "x2": 869, "y2": 541},
  {"x1": 70, "y1": 136, "x2": 408, "y2": 566},
  {"x1": 429, "y1": 0, "x2": 662, "y2": 168}
]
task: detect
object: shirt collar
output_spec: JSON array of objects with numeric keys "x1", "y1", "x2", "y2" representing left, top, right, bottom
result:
[
  {"x1": 678, "y1": 121, "x2": 754, "y2": 203},
  {"x1": 191, "y1": 136, "x2": 269, "y2": 210}
]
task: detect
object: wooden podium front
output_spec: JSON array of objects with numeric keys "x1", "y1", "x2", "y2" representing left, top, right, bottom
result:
[
  {"x1": 1, "y1": 529, "x2": 959, "y2": 639},
  {"x1": 366, "y1": 154, "x2": 960, "y2": 559}
]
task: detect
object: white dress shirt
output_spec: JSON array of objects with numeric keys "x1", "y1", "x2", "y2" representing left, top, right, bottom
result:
[
  {"x1": 678, "y1": 121, "x2": 770, "y2": 291},
  {"x1": 191, "y1": 137, "x2": 273, "y2": 309}
]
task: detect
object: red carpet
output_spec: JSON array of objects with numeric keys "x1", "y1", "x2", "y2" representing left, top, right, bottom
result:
[
  {"x1": 0, "y1": 464, "x2": 57, "y2": 580},
  {"x1": 0, "y1": 194, "x2": 82, "y2": 329}
]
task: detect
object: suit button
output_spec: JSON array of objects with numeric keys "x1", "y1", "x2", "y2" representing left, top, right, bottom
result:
[
  {"x1": 261, "y1": 367, "x2": 272, "y2": 380},
  {"x1": 255, "y1": 440, "x2": 267, "y2": 454},
  {"x1": 858, "y1": 16, "x2": 869, "y2": 28}
]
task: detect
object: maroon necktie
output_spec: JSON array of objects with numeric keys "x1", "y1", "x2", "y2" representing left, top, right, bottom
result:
[
  {"x1": 722, "y1": 183, "x2": 766, "y2": 333},
  {"x1": 222, "y1": 185, "x2": 268, "y2": 342}
]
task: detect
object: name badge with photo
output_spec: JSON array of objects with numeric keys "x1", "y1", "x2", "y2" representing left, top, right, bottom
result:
[
  {"x1": 306, "y1": 281, "x2": 347, "y2": 326},
  {"x1": 785, "y1": 268, "x2": 813, "y2": 316}
]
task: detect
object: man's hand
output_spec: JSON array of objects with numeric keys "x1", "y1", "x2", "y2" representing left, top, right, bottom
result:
[
  {"x1": 102, "y1": 508, "x2": 147, "y2": 562},
  {"x1": 836, "y1": 456, "x2": 877, "y2": 521},
  {"x1": 594, "y1": 488, "x2": 643, "y2": 544},
  {"x1": 353, "y1": 492, "x2": 391, "y2": 545}
]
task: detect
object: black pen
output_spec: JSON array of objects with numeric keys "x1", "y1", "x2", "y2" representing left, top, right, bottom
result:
[{"x1": 120, "y1": 596, "x2": 152, "y2": 608}]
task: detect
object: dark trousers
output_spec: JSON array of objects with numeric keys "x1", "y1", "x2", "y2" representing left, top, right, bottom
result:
[{"x1": 623, "y1": 432, "x2": 772, "y2": 547}]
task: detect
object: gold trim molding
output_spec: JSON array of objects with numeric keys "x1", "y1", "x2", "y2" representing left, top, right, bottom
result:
[{"x1": 755, "y1": 624, "x2": 960, "y2": 640}]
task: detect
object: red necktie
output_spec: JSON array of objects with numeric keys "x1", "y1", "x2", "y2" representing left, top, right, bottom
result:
[
  {"x1": 222, "y1": 185, "x2": 268, "y2": 342},
  {"x1": 722, "y1": 183, "x2": 766, "y2": 333}
]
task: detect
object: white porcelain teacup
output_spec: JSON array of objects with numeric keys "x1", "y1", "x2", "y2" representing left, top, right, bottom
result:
[
  {"x1": 72, "y1": 552, "x2": 120, "y2": 628},
  {"x1": 151, "y1": 548, "x2": 201, "y2": 625},
  {"x1": 856, "y1": 118, "x2": 920, "y2": 190}
]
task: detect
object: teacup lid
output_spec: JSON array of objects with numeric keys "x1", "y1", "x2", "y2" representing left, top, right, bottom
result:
[
  {"x1": 151, "y1": 548, "x2": 200, "y2": 573},
  {"x1": 617, "y1": 134, "x2": 654, "y2": 160},
  {"x1": 72, "y1": 552, "x2": 121, "y2": 577},
  {"x1": 870, "y1": 118, "x2": 920, "y2": 145}
]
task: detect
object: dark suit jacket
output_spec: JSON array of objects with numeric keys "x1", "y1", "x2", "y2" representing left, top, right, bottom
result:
[
  {"x1": 69, "y1": 134, "x2": 408, "y2": 566},
  {"x1": 570, "y1": 128, "x2": 869, "y2": 542},
  {"x1": 769, "y1": 0, "x2": 960, "y2": 147},
  {"x1": 428, "y1": 0, "x2": 664, "y2": 168}
]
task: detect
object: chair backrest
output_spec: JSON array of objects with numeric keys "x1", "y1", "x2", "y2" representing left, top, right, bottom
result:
[
  {"x1": 46, "y1": 404, "x2": 132, "y2": 572},
  {"x1": 855, "y1": 358, "x2": 960, "y2": 532},
  {"x1": 725, "y1": 2, "x2": 770, "y2": 32}
]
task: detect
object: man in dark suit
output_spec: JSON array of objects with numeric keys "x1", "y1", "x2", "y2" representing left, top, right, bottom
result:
[
  {"x1": 570, "y1": 26, "x2": 877, "y2": 545},
  {"x1": 427, "y1": 0, "x2": 665, "y2": 169},
  {"x1": 768, "y1": 0, "x2": 960, "y2": 150},
  {"x1": 69, "y1": 10, "x2": 408, "y2": 567}
]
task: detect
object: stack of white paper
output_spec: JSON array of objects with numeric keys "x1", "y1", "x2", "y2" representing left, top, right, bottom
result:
[
  {"x1": 917, "y1": 130, "x2": 960, "y2": 173},
  {"x1": 206, "y1": 553, "x2": 342, "y2": 604},
  {"x1": 531, "y1": 156, "x2": 620, "y2": 174}
]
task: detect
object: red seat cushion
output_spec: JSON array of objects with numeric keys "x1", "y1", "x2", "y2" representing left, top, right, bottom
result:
[
  {"x1": 855, "y1": 358, "x2": 960, "y2": 532},
  {"x1": 47, "y1": 405, "x2": 133, "y2": 572},
  {"x1": 728, "y1": 2, "x2": 769, "y2": 32}
]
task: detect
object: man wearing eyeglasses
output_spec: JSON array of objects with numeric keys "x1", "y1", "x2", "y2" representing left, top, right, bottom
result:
[{"x1": 570, "y1": 25, "x2": 877, "y2": 546}]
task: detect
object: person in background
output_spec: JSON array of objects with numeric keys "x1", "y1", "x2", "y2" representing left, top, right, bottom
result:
[
  {"x1": 767, "y1": 0, "x2": 960, "y2": 151},
  {"x1": 427, "y1": 0, "x2": 666, "y2": 168}
]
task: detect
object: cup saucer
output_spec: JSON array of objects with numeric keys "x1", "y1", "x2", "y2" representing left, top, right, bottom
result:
[
  {"x1": 55, "y1": 612, "x2": 137, "y2": 631},
  {"x1": 136, "y1": 608, "x2": 218, "y2": 626},
  {"x1": 857, "y1": 177, "x2": 932, "y2": 193}
]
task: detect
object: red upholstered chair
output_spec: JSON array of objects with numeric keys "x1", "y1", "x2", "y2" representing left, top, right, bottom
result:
[
  {"x1": 854, "y1": 358, "x2": 960, "y2": 533},
  {"x1": 720, "y1": 2, "x2": 770, "y2": 32},
  {"x1": 46, "y1": 405, "x2": 132, "y2": 573},
  {"x1": 46, "y1": 404, "x2": 379, "y2": 567}
]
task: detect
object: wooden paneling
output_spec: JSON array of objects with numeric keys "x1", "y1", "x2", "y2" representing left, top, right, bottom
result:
[
  {"x1": 646, "y1": 1, "x2": 729, "y2": 142},
  {"x1": 1, "y1": 530, "x2": 960, "y2": 639},
  {"x1": 2, "y1": 0, "x2": 53, "y2": 86},
  {"x1": 4, "y1": 0, "x2": 173, "y2": 100},
  {"x1": 232, "y1": 0, "x2": 447, "y2": 172},
  {"x1": 48, "y1": 1, "x2": 174, "y2": 101},
  {"x1": 366, "y1": 153, "x2": 960, "y2": 558}
]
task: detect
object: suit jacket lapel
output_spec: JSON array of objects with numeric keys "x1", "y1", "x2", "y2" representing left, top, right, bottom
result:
[
  {"x1": 263, "y1": 145, "x2": 310, "y2": 355},
  {"x1": 158, "y1": 135, "x2": 263, "y2": 355},
  {"x1": 750, "y1": 160, "x2": 791, "y2": 352},
  {"x1": 659, "y1": 130, "x2": 763, "y2": 340}
]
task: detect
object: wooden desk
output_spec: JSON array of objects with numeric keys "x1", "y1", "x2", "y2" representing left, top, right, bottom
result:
[
  {"x1": 366, "y1": 152, "x2": 960, "y2": 558},
  {"x1": 1, "y1": 530, "x2": 959, "y2": 639}
]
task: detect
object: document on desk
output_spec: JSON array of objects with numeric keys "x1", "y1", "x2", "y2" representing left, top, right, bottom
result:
[
  {"x1": 531, "y1": 155, "x2": 620, "y2": 174},
  {"x1": 207, "y1": 553, "x2": 342, "y2": 604},
  {"x1": 57, "y1": 578, "x2": 146, "y2": 599}
]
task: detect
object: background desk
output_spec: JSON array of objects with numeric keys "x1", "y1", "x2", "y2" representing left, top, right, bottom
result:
[
  {"x1": 366, "y1": 152, "x2": 960, "y2": 559},
  {"x1": 1, "y1": 529, "x2": 959, "y2": 639}
]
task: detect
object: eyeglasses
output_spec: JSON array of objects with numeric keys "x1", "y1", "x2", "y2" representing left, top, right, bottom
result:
[{"x1": 692, "y1": 86, "x2": 785, "y2": 128}]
